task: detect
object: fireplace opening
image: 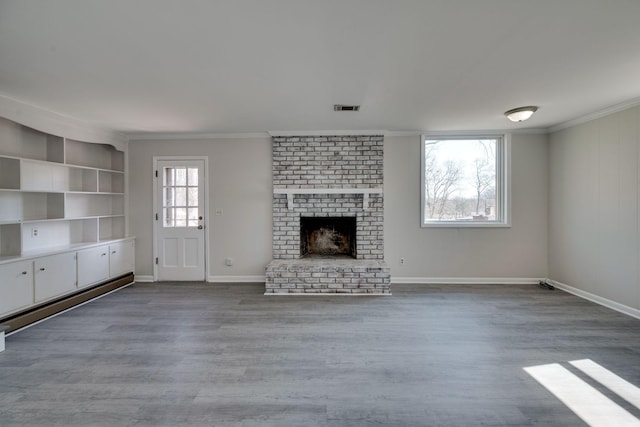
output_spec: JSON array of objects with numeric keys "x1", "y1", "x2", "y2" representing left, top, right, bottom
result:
[{"x1": 300, "y1": 216, "x2": 356, "y2": 258}]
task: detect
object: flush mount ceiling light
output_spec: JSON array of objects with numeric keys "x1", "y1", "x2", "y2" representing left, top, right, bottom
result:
[
  {"x1": 504, "y1": 106, "x2": 538, "y2": 122},
  {"x1": 334, "y1": 104, "x2": 360, "y2": 111}
]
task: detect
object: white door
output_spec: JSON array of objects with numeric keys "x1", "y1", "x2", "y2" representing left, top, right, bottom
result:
[{"x1": 155, "y1": 159, "x2": 206, "y2": 281}]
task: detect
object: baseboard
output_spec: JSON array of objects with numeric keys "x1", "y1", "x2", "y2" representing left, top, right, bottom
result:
[
  {"x1": 208, "y1": 275, "x2": 265, "y2": 283},
  {"x1": 548, "y1": 279, "x2": 640, "y2": 321},
  {"x1": 140, "y1": 274, "x2": 543, "y2": 286},
  {"x1": 391, "y1": 277, "x2": 543, "y2": 285},
  {"x1": 135, "y1": 275, "x2": 266, "y2": 283}
]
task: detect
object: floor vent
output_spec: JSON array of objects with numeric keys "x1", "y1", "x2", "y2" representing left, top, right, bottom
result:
[{"x1": 333, "y1": 104, "x2": 360, "y2": 111}]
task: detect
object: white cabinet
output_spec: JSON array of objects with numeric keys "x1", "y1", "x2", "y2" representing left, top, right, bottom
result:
[
  {"x1": 77, "y1": 246, "x2": 109, "y2": 289},
  {"x1": 1, "y1": 237, "x2": 135, "y2": 321},
  {"x1": 109, "y1": 240, "x2": 134, "y2": 278},
  {"x1": 0, "y1": 260, "x2": 33, "y2": 317},
  {"x1": 34, "y1": 252, "x2": 77, "y2": 303}
]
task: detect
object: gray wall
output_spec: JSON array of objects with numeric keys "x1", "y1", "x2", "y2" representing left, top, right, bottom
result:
[
  {"x1": 128, "y1": 137, "x2": 273, "y2": 280},
  {"x1": 384, "y1": 134, "x2": 548, "y2": 279},
  {"x1": 128, "y1": 132, "x2": 549, "y2": 281},
  {"x1": 549, "y1": 106, "x2": 640, "y2": 309}
]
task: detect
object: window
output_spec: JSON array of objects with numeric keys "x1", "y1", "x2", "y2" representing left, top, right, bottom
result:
[
  {"x1": 163, "y1": 166, "x2": 199, "y2": 227},
  {"x1": 421, "y1": 134, "x2": 510, "y2": 227}
]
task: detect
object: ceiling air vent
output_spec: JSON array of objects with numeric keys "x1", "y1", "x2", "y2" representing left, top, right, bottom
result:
[{"x1": 334, "y1": 104, "x2": 360, "y2": 112}]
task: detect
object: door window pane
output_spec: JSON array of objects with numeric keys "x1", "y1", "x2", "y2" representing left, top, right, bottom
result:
[
  {"x1": 175, "y1": 188, "x2": 187, "y2": 206},
  {"x1": 164, "y1": 188, "x2": 175, "y2": 207},
  {"x1": 162, "y1": 166, "x2": 201, "y2": 228},
  {"x1": 188, "y1": 168, "x2": 198, "y2": 186},
  {"x1": 188, "y1": 188, "x2": 198, "y2": 206},
  {"x1": 164, "y1": 168, "x2": 175, "y2": 186},
  {"x1": 164, "y1": 207, "x2": 175, "y2": 227},
  {"x1": 175, "y1": 168, "x2": 187, "y2": 186}
]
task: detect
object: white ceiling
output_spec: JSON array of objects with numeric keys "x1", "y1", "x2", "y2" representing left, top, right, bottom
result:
[{"x1": 1, "y1": 0, "x2": 640, "y2": 136}]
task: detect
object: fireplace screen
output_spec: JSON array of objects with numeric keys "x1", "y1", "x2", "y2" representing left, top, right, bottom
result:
[{"x1": 300, "y1": 217, "x2": 357, "y2": 258}]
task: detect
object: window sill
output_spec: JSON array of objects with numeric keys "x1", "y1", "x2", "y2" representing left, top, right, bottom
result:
[{"x1": 421, "y1": 221, "x2": 511, "y2": 229}]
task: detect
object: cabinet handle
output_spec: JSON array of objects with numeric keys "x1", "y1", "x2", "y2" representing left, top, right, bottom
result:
[
  {"x1": 21, "y1": 271, "x2": 28, "y2": 275},
  {"x1": 101, "y1": 253, "x2": 107, "y2": 256},
  {"x1": 112, "y1": 251, "x2": 117, "y2": 254},
  {"x1": 39, "y1": 267, "x2": 45, "y2": 271}
]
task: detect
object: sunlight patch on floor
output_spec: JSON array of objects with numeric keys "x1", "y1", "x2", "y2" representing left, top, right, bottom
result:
[{"x1": 524, "y1": 360, "x2": 640, "y2": 427}]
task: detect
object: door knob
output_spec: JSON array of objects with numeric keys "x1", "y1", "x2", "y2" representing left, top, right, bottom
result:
[{"x1": 197, "y1": 225, "x2": 203, "y2": 230}]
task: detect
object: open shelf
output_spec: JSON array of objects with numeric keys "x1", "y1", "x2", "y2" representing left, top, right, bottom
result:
[
  {"x1": 0, "y1": 117, "x2": 64, "y2": 163},
  {"x1": 65, "y1": 193, "x2": 124, "y2": 218},
  {"x1": 68, "y1": 167, "x2": 98, "y2": 192},
  {"x1": 0, "y1": 191, "x2": 21, "y2": 223},
  {"x1": 98, "y1": 170, "x2": 124, "y2": 193},
  {"x1": 21, "y1": 218, "x2": 98, "y2": 253},
  {"x1": 22, "y1": 193, "x2": 65, "y2": 221},
  {"x1": 70, "y1": 218, "x2": 99, "y2": 244},
  {"x1": 99, "y1": 216, "x2": 125, "y2": 240},
  {"x1": 0, "y1": 223, "x2": 21, "y2": 257},
  {"x1": 65, "y1": 139, "x2": 124, "y2": 172},
  {"x1": 20, "y1": 159, "x2": 68, "y2": 192},
  {"x1": 0, "y1": 157, "x2": 20, "y2": 189}
]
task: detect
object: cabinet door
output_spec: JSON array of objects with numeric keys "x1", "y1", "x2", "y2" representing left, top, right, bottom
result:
[
  {"x1": 78, "y1": 245, "x2": 109, "y2": 288},
  {"x1": 0, "y1": 260, "x2": 33, "y2": 317},
  {"x1": 109, "y1": 240, "x2": 134, "y2": 278},
  {"x1": 34, "y1": 252, "x2": 77, "y2": 303}
]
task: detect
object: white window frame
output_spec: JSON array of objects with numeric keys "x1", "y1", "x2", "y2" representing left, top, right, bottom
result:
[{"x1": 420, "y1": 132, "x2": 511, "y2": 228}]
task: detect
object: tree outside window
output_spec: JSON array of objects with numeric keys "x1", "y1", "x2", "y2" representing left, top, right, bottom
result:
[{"x1": 421, "y1": 135, "x2": 509, "y2": 227}]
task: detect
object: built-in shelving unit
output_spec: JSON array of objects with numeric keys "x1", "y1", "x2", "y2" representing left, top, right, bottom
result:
[
  {"x1": 0, "y1": 117, "x2": 126, "y2": 259},
  {"x1": 0, "y1": 114, "x2": 134, "y2": 337}
]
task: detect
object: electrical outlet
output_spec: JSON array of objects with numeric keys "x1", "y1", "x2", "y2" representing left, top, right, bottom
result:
[
  {"x1": 400, "y1": 258, "x2": 405, "y2": 265},
  {"x1": 225, "y1": 257, "x2": 234, "y2": 266},
  {"x1": 215, "y1": 209, "x2": 224, "y2": 215},
  {"x1": 31, "y1": 228, "x2": 38, "y2": 237}
]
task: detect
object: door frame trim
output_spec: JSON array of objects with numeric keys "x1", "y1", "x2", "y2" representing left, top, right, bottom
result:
[{"x1": 152, "y1": 156, "x2": 210, "y2": 281}]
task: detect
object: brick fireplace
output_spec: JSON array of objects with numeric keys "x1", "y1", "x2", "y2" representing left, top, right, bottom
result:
[{"x1": 265, "y1": 135, "x2": 391, "y2": 294}]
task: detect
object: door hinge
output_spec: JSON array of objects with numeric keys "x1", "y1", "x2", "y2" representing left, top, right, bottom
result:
[
  {"x1": 155, "y1": 213, "x2": 158, "y2": 221},
  {"x1": 155, "y1": 170, "x2": 158, "y2": 178},
  {"x1": 155, "y1": 257, "x2": 158, "y2": 265}
]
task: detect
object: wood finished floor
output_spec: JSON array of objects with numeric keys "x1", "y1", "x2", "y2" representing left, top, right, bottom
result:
[{"x1": 2, "y1": 283, "x2": 640, "y2": 426}]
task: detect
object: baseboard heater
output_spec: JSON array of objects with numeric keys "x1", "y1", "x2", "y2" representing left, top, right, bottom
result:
[{"x1": 0, "y1": 273, "x2": 134, "y2": 334}]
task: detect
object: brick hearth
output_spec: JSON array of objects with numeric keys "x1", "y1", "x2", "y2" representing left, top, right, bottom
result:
[{"x1": 265, "y1": 259, "x2": 390, "y2": 294}]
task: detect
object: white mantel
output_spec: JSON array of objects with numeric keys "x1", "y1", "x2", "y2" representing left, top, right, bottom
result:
[{"x1": 273, "y1": 188, "x2": 383, "y2": 211}]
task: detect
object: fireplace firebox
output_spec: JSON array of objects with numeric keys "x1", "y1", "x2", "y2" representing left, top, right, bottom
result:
[{"x1": 300, "y1": 216, "x2": 356, "y2": 258}]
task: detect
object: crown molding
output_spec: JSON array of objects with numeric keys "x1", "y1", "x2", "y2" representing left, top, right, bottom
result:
[
  {"x1": 127, "y1": 131, "x2": 271, "y2": 141},
  {"x1": 384, "y1": 130, "x2": 422, "y2": 137},
  {"x1": 549, "y1": 97, "x2": 640, "y2": 133},
  {"x1": 0, "y1": 93, "x2": 128, "y2": 150},
  {"x1": 268, "y1": 130, "x2": 386, "y2": 137},
  {"x1": 419, "y1": 128, "x2": 548, "y2": 137},
  {"x1": 129, "y1": 127, "x2": 550, "y2": 141}
]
